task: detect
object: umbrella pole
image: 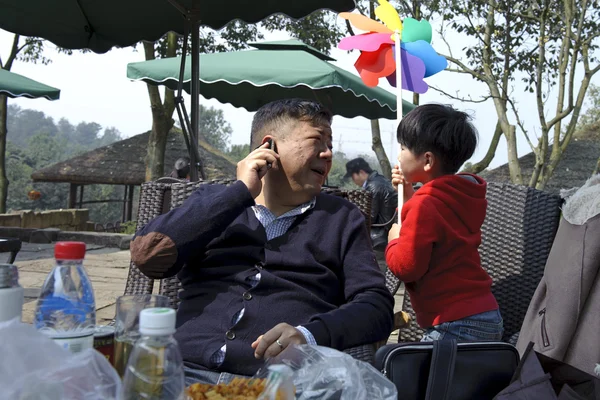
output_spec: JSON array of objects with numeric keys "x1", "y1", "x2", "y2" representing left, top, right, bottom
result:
[
  {"x1": 174, "y1": 22, "x2": 194, "y2": 170},
  {"x1": 189, "y1": 17, "x2": 206, "y2": 181},
  {"x1": 395, "y1": 30, "x2": 403, "y2": 226},
  {"x1": 168, "y1": 0, "x2": 205, "y2": 181}
]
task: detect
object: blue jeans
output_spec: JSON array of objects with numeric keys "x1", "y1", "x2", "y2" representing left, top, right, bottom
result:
[
  {"x1": 421, "y1": 309, "x2": 504, "y2": 342},
  {"x1": 184, "y1": 365, "x2": 250, "y2": 387}
]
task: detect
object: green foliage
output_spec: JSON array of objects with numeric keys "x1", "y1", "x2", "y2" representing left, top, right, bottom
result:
[
  {"x1": 576, "y1": 84, "x2": 600, "y2": 139},
  {"x1": 226, "y1": 144, "x2": 251, "y2": 163},
  {"x1": 120, "y1": 220, "x2": 137, "y2": 235},
  {"x1": 6, "y1": 105, "x2": 125, "y2": 223},
  {"x1": 198, "y1": 104, "x2": 233, "y2": 152}
]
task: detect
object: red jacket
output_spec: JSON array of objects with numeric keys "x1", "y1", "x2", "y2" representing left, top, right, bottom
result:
[{"x1": 385, "y1": 174, "x2": 498, "y2": 328}]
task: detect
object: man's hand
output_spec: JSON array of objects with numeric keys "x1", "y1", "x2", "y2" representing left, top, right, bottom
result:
[
  {"x1": 251, "y1": 323, "x2": 307, "y2": 359},
  {"x1": 388, "y1": 223, "x2": 400, "y2": 242},
  {"x1": 391, "y1": 164, "x2": 414, "y2": 202},
  {"x1": 237, "y1": 142, "x2": 279, "y2": 199}
]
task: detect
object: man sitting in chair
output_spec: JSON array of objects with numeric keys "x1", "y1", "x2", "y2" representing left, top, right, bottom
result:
[{"x1": 130, "y1": 99, "x2": 394, "y2": 385}]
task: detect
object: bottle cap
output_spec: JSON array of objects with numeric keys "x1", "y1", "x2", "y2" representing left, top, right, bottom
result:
[
  {"x1": 55, "y1": 242, "x2": 86, "y2": 260},
  {"x1": 0, "y1": 264, "x2": 19, "y2": 288},
  {"x1": 139, "y1": 308, "x2": 176, "y2": 336}
]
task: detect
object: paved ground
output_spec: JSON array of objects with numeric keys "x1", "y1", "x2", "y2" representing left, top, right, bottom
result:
[
  {"x1": 15, "y1": 242, "x2": 405, "y2": 343},
  {"x1": 15, "y1": 242, "x2": 130, "y2": 325}
]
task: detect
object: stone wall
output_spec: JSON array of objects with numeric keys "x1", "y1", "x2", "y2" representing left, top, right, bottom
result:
[{"x1": 0, "y1": 209, "x2": 90, "y2": 231}]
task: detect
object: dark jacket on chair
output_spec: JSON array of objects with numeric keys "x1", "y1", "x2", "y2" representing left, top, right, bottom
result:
[
  {"x1": 364, "y1": 171, "x2": 398, "y2": 250},
  {"x1": 130, "y1": 181, "x2": 394, "y2": 376}
]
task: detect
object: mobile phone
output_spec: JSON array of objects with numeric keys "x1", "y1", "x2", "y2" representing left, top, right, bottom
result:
[
  {"x1": 256, "y1": 139, "x2": 277, "y2": 169},
  {"x1": 266, "y1": 138, "x2": 278, "y2": 154}
]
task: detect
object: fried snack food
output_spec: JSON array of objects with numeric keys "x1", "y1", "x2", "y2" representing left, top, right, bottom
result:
[{"x1": 186, "y1": 377, "x2": 285, "y2": 400}]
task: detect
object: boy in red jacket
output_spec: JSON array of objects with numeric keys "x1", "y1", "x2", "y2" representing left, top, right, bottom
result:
[{"x1": 386, "y1": 104, "x2": 503, "y2": 342}]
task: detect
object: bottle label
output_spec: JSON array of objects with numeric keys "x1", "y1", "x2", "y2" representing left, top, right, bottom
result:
[{"x1": 53, "y1": 334, "x2": 94, "y2": 353}]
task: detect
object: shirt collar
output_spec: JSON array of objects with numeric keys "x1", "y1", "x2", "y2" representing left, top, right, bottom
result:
[{"x1": 252, "y1": 197, "x2": 316, "y2": 222}]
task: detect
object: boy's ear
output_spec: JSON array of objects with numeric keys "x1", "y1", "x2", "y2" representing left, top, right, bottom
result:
[{"x1": 423, "y1": 152, "x2": 435, "y2": 172}]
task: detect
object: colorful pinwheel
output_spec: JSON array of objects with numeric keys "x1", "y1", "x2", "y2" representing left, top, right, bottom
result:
[{"x1": 338, "y1": 0, "x2": 447, "y2": 94}]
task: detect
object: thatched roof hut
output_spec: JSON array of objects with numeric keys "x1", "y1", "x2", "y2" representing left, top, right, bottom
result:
[
  {"x1": 31, "y1": 129, "x2": 236, "y2": 220},
  {"x1": 482, "y1": 133, "x2": 599, "y2": 193},
  {"x1": 32, "y1": 128, "x2": 236, "y2": 185}
]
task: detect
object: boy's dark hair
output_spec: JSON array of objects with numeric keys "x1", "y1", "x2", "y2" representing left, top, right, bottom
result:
[
  {"x1": 397, "y1": 104, "x2": 478, "y2": 174},
  {"x1": 250, "y1": 99, "x2": 333, "y2": 148}
]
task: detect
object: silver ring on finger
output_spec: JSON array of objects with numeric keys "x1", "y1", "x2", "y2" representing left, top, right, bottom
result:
[{"x1": 276, "y1": 339, "x2": 284, "y2": 349}]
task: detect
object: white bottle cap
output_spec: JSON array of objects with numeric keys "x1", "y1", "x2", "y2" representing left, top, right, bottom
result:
[{"x1": 139, "y1": 307, "x2": 176, "y2": 336}]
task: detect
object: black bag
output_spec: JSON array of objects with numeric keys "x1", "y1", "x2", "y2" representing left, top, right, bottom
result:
[{"x1": 375, "y1": 340, "x2": 520, "y2": 400}]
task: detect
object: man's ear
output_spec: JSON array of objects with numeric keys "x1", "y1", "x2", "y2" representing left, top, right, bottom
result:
[
  {"x1": 261, "y1": 135, "x2": 274, "y2": 147},
  {"x1": 423, "y1": 152, "x2": 435, "y2": 172}
]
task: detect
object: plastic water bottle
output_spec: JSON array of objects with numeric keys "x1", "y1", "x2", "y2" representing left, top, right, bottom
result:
[
  {"x1": 0, "y1": 264, "x2": 24, "y2": 323},
  {"x1": 34, "y1": 241, "x2": 96, "y2": 353},
  {"x1": 122, "y1": 308, "x2": 185, "y2": 400}
]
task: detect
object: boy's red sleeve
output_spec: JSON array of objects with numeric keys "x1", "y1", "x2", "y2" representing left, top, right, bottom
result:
[{"x1": 385, "y1": 199, "x2": 440, "y2": 283}]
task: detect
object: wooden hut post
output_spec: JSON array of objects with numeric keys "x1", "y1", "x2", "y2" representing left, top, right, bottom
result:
[
  {"x1": 78, "y1": 185, "x2": 85, "y2": 208},
  {"x1": 68, "y1": 184, "x2": 78, "y2": 208},
  {"x1": 126, "y1": 185, "x2": 135, "y2": 221},
  {"x1": 121, "y1": 185, "x2": 128, "y2": 222}
]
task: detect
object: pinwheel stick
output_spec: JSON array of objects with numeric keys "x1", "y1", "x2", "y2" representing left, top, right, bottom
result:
[{"x1": 395, "y1": 29, "x2": 403, "y2": 226}]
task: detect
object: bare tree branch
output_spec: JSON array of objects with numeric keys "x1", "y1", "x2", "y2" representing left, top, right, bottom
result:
[
  {"x1": 446, "y1": 68, "x2": 477, "y2": 75},
  {"x1": 345, "y1": 20, "x2": 355, "y2": 36},
  {"x1": 441, "y1": 54, "x2": 488, "y2": 82},
  {"x1": 507, "y1": 96, "x2": 537, "y2": 154},
  {"x1": 438, "y1": 22, "x2": 455, "y2": 59},
  {"x1": 429, "y1": 86, "x2": 492, "y2": 103}
]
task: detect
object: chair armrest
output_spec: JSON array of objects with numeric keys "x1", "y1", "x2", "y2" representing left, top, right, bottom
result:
[{"x1": 344, "y1": 343, "x2": 376, "y2": 364}]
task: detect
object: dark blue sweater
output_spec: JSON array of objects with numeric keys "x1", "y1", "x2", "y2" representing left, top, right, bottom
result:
[{"x1": 131, "y1": 181, "x2": 394, "y2": 376}]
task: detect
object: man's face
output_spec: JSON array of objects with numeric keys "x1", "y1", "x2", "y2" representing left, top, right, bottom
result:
[
  {"x1": 351, "y1": 171, "x2": 367, "y2": 187},
  {"x1": 274, "y1": 119, "x2": 333, "y2": 198}
]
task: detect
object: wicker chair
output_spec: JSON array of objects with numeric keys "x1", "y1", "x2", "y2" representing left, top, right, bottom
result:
[
  {"x1": 398, "y1": 182, "x2": 563, "y2": 343},
  {"x1": 125, "y1": 179, "x2": 383, "y2": 363}
]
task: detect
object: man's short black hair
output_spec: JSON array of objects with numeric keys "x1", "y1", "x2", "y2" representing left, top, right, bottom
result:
[
  {"x1": 397, "y1": 104, "x2": 478, "y2": 174},
  {"x1": 344, "y1": 157, "x2": 373, "y2": 179},
  {"x1": 250, "y1": 99, "x2": 333, "y2": 148}
]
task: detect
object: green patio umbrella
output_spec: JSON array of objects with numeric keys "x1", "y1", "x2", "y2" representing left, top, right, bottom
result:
[
  {"x1": 0, "y1": 0, "x2": 356, "y2": 180},
  {"x1": 0, "y1": 1, "x2": 356, "y2": 54},
  {"x1": 127, "y1": 40, "x2": 415, "y2": 120},
  {"x1": 0, "y1": 69, "x2": 60, "y2": 100}
]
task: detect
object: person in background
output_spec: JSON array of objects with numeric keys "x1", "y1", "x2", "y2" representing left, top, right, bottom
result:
[
  {"x1": 169, "y1": 157, "x2": 191, "y2": 180},
  {"x1": 344, "y1": 157, "x2": 397, "y2": 272},
  {"x1": 386, "y1": 103, "x2": 503, "y2": 342}
]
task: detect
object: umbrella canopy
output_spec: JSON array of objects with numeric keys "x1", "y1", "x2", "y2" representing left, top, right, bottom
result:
[
  {"x1": 0, "y1": 69, "x2": 60, "y2": 100},
  {"x1": 127, "y1": 40, "x2": 416, "y2": 119},
  {"x1": 0, "y1": 0, "x2": 356, "y2": 54},
  {"x1": 0, "y1": 0, "x2": 356, "y2": 180}
]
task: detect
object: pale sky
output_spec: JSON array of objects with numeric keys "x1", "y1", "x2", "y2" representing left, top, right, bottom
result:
[{"x1": 1, "y1": 18, "x2": 596, "y2": 170}]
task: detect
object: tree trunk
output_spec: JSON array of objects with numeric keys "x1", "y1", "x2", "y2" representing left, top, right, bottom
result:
[
  {"x1": 593, "y1": 155, "x2": 600, "y2": 176},
  {"x1": 505, "y1": 124, "x2": 523, "y2": 184},
  {"x1": 463, "y1": 120, "x2": 502, "y2": 174},
  {"x1": 145, "y1": 108, "x2": 173, "y2": 181},
  {"x1": 0, "y1": 95, "x2": 8, "y2": 213},
  {"x1": 370, "y1": 119, "x2": 392, "y2": 179},
  {"x1": 143, "y1": 37, "x2": 176, "y2": 181}
]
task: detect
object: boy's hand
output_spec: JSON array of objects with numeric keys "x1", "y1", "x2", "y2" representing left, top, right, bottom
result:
[
  {"x1": 391, "y1": 164, "x2": 415, "y2": 201},
  {"x1": 388, "y1": 223, "x2": 400, "y2": 242}
]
